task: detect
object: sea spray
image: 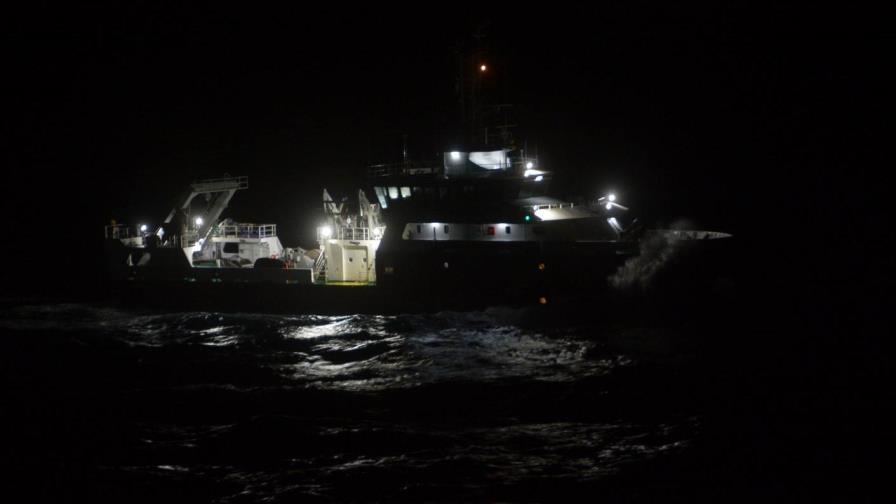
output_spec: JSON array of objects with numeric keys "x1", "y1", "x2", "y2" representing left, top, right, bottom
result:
[{"x1": 608, "y1": 220, "x2": 697, "y2": 291}]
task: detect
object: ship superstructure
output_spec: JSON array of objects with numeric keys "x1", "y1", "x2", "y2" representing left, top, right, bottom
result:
[{"x1": 103, "y1": 157, "x2": 730, "y2": 313}]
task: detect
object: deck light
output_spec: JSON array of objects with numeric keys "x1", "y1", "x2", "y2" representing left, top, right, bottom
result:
[
  {"x1": 608, "y1": 193, "x2": 616, "y2": 202},
  {"x1": 605, "y1": 203, "x2": 613, "y2": 210},
  {"x1": 480, "y1": 64, "x2": 487, "y2": 72},
  {"x1": 320, "y1": 225, "x2": 332, "y2": 238},
  {"x1": 534, "y1": 175, "x2": 544, "y2": 182},
  {"x1": 450, "y1": 151, "x2": 461, "y2": 161},
  {"x1": 139, "y1": 224, "x2": 148, "y2": 233},
  {"x1": 526, "y1": 161, "x2": 534, "y2": 169},
  {"x1": 194, "y1": 216, "x2": 204, "y2": 227}
]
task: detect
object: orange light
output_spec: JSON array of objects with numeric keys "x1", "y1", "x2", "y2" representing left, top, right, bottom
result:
[
  {"x1": 537, "y1": 262, "x2": 545, "y2": 271},
  {"x1": 538, "y1": 296, "x2": 548, "y2": 305},
  {"x1": 480, "y1": 64, "x2": 487, "y2": 72}
]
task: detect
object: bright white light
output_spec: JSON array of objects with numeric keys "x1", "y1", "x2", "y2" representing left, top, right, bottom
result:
[
  {"x1": 608, "y1": 217, "x2": 623, "y2": 233},
  {"x1": 194, "y1": 216, "x2": 204, "y2": 227},
  {"x1": 139, "y1": 224, "x2": 148, "y2": 233},
  {"x1": 450, "y1": 151, "x2": 461, "y2": 161},
  {"x1": 480, "y1": 64, "x2": 487, "y2": 72},
  {"x1": 526, "y1": 161, "x2": 534, "y2": 169},
  {"x1": 608, "y1": 193, "x2": 616, "y2": 202},
  {"x1": 469, "y1": 150, "x2": 506, "y2": 170},
  {"x1": 320, "y1": 225, "x2": 332, "y2": 238},
  {"x1": 534, "y1": 175, "x2": 544, "y2": 182},
  {"x1": 524, "y1": 168, "x2": 545, "y2": 178},
  {"x1": 605, "y1": 203, "x2": 613, "y2": 210}
]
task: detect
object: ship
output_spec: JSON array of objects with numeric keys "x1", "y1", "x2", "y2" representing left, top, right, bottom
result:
[
  {"x1": 103, "y1": 151, "x2": 731, "y2": 315},
  {"x1": 103, "y1": 51, "x2": 732, "y2": 314}
]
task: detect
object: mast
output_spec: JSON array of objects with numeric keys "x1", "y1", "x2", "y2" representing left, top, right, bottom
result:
[
  {"x1": 453, "y1": 25, "x2": 518, "y2": 151},
  {"x1": 454, "y1": 24, "x2": 491, "y2": 147}
]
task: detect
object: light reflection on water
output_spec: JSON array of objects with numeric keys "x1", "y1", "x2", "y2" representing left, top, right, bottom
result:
[{"x1": 1, "y1": 302, "x2": 697, "y2": 501}]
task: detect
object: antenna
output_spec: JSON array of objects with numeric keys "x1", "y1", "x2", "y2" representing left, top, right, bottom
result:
[{"x1": 402, "y1": 133, "x2": 408, "y2": 165}]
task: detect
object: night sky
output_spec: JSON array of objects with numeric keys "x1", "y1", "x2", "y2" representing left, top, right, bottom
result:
[{"x1": 3, "y1": 4, "x2": 883, "y2": 294}]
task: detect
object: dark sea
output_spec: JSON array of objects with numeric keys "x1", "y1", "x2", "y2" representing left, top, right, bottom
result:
[{"x1": 0, "y1": 290, "x2": 874, "y2": 502}]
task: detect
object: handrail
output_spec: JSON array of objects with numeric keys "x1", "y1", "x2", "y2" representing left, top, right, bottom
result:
[
  {"x1": 105, "y1": 224, "x2": 130, "y2": 239},
  {"x1": 531, "y1": 202, "x2": 575, "y2": 210},
  {"x1": 313, "y1": 249, "x2": 327, "y2": 277},
  {"x1": 211, "y1": 223, "x2": 277, "y2": 238},
  {"x1": 367, "y1": 155, "x2": 537, "y2": 178},
  {"x1": 367, "y1": 163, "x2": 440, "y2": 178},
  {"x1": 318, "y1": 227, "x2": 371, "y2": 241}
]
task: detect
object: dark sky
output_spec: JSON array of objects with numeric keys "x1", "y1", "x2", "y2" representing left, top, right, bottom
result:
[{"x1": 2, "y1": 4, "x2": 883, "y2": 291}]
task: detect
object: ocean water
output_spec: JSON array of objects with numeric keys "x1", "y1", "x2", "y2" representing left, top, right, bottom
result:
[{"x1": 0, "y1": 297, "x2": 846, "y2": 502}]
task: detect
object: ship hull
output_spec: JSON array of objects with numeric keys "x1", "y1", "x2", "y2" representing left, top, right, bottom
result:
[{"x1": 106, "y1": 236, "x2": 733, "y2": 315}]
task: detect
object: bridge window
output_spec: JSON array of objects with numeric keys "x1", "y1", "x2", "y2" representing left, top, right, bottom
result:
[
  {"x1": 400, "y1": 186, "x2": 411, "y2": 198},
  {"x1": 444, "y1": 225, "x2": 450, "y2": 234},
  {"x1": 388, "y1": 187, "x2": 399, "y2": 199},
  {"x1": 223, "y1": 242, "x2": 239, "y2": 253},
  {"x1": 505, "y1": 226, "x2": 511, "y2": 234}
]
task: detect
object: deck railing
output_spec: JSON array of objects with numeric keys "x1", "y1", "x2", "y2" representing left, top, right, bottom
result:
[
  {"x1": 367, "y1": 155, "x2": 539, "y2": 178},
  {"x1": 104, "y1": 224, "x2": 131, "y2": 239},
  {"x1": 211, "y1": 224, "x2": 277, "y2": 238},
  {"x1": 318, "y1": 226, "x2": 373, "y2": 242},
  {"x1": 531, "y1": 202, "x2": 575, "y2": 211},
  {"x1": 367, "y1": 163, "x2": 440, "y2": 178}
]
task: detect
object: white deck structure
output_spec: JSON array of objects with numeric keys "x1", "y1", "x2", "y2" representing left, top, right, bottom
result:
[{"x1": 316, "y1": 189, "x2": 384, "y2": 283}]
